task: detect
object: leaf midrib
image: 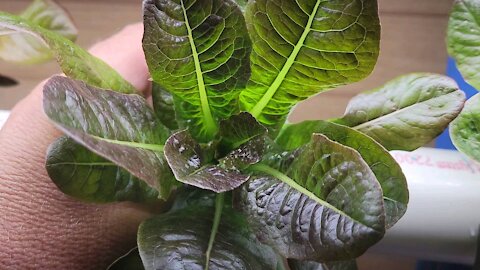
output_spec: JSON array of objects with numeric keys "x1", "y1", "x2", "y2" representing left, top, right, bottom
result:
[
  {"x1": 249, "y1": 163, "x2": 353, "y2": 222},
  {"x1": 249, "y1": 0, "x2": 322, "y2": 117},
  {"x1": 91, "y1": 135, "x2": 164, "y2": 152},
  {"x1": 180, "y1": 0, "x2": 217, "y2": 138}
]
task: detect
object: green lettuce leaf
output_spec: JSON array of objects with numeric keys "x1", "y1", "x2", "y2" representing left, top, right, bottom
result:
[
  {"x1": 333, "y1": 74, "x2": 466, "y2": 151},
  {"x1": 276, "y1": 120, "x2": 408, "y2": 228},
  {"x1": 450, "y1": 93, "x2": 480, "y2": 162},
  {"x1": 217, "y1": 112, "x2": 267, "y2": 154},
  {"x1": 164, "y1": 130, "x2": 264, "y2": 192},
  {"x1": 447, "y1": 0, "x2": 480, "y2": 90},
  {"x1": 43, "y1": 76, "x2": 176, "y2": 199},
  {"x1": 0, "y1": 0, "x2": 77, "y2": 64},
  {"x1": 234, "y1": 0, "x2": 248, "y2": 12},
  {"x1": 237, "y1": 134, "x2": 385, "y2": 262},
  {"x1": 0, "y1": 12, "x2": 135, "y2": 93},
  {"x1": 152, "y1": 83, "x2": 179, "y2": 130},
  {"x1": 143, "y1": 0, "x2": 251, "y2": 141},
  {"x1": 239, "y1": 0, "x2": 380, "y2": 127},
  {"x1": 137, "y1": 204, "x2": 287, "y2": 270},
  {"x1": 46, "y1": 136, "x2": 160, "y2": 203}
]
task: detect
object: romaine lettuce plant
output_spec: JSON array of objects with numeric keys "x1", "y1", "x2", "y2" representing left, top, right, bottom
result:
[
  {"x1": 0, "y1": 0, "x2": 467, "y2": 269},
  {"x1": 447, "y1": 0, "x2": 480, "y2": 163}
]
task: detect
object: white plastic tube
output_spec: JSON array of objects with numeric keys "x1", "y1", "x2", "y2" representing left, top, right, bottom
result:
[
  {"x1": 0, "y1": 110, "x2": 9, "y2": 129},
  {"x1": 371, "y1": 147, "x2": 480, "y2": 265}
]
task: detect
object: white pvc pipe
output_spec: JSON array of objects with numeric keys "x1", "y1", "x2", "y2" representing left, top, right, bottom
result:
[
  {"x1": 371, "y1": 147, "x2": 480, "y2": 265},
  {"x1": 0, "y1": 110, "x2": 478, "y2": 263},
  {"x1": 0, "y1": 110, "x2": 9, "y2": 129}
]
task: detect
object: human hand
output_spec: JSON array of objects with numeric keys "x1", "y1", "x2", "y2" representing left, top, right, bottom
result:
[{"x1": 0, "y1": 23, "x2": 152, "y2": 269}]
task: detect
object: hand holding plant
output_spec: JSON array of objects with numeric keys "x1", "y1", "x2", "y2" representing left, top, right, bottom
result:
[{"x1": 0, "y1": 24, "x2": 155, "y2": 269}]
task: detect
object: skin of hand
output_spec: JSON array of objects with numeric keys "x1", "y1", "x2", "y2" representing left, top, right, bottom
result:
[{"x1": 0, "y1": 23, "x2": 153, "y2": 269}]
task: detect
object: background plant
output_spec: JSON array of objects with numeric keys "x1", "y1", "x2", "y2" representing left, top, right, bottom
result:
[
  {"x1": 447, "y1": 0, "x2": 480, "y2": 163},
  {"x1": 0, "y1": 0, "x2": 467, "y2": 269}
]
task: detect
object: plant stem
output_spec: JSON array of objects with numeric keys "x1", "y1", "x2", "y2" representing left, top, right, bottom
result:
[{"x1": 205, "y1": 193, "x2": 225, "y2": 270}]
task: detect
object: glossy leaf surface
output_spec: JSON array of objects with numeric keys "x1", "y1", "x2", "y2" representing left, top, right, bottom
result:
[
  {"x1": 239, "y1": 0, "x2": 380, "y2": 127},
  {"x1": 0, "y1": 13, "x2": 135, "y2": 93},
  {"x1": 143, "y1": 0, "x2": 251, "y2": 141},
  {"x1": 217, "y1": 112, "x2": 267, "y2": 153},
  {"x1": 237, "y1": 134, "x2": 385, "y2": 262},
  {"x1": 164, "y1": 130, "x2": 264, "y2": 192},
  {"x1": 152, "y1": 83, "x2": 178, "y2": 130},
  {"x1": 276, "y1": 120, "x2": 407, "y2": 228},
  {"x1": 447, "y1": 0, "x2": 480, "y2": 90},
  {"x1": 450, "y1": 93, "x2": 480, "y2": 162},
  {"x1": 334, "y1": 74, "x2": 466, "y2": 151},
  {"x1": 43, "y1": 76, "x2": 176, "y2": 198},
  {"x1": 46, "y1": 136, "x2": 159, "y2": 203},
  {"x1": 0, "y1": 0, "x2": 77, "y2": 64},
  {"x1": 137, "y1": 206, "x2": 286, "y2": 270}
]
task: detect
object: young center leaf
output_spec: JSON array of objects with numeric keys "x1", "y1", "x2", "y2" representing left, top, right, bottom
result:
[
  {"x1": 217, "y1": 112, "x2": 267, "y2": 154},
  {"x1": 0, "y1": 0, "x2": 77, "y2": 64},
  {"x1": 447, "y1": 0, "x2": 480, "y2": 90},
  {"x1": 137, "y1": 204, "x2": 287, "y2": 270},
  {"x1": 450, "y1": 94, "x2": 480, "y2": 162},
  {"x1": 236, "y1": 134, "x2": 385, "y2": 262},
  {"x1": 46, "y1": 136, "x2": 160, "y2": 203},
  {"x1": 289, "y1": 259, "x2": 357, "y2": 270},
  {"x1": 164, "y1": 128, "x2": 265, "y2": 192},
  {"x1": 43, "y1": 76, "x2": 177, "y2": 199},
  {"x1": 143, "y1": 0, "x2": 252, "y2": 141},
  {"x1": 239, "y1": 0, "x2": 380, "y2": 127},
  {"x1": 333, "y1": 73, "x2": 466, "y2": 151},
  {"x1": 0, "y1": 12, "x2": 136, "y2": 93},
  {"x1": 276, "y1": 120, "x2": 408, "y2": 228}
]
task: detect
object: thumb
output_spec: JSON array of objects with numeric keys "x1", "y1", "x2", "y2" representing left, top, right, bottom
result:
[{"x1": 0, "y1": 23, "x2": 153, "y2": 270}]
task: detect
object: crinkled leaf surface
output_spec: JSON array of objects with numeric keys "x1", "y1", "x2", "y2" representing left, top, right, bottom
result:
[
  {"x1": 46, "y1": 136, "x2": 160, "y2": 203},
  {"x1": 451, "y1": 94, "x2": 480, "y2": 162},
  {"x1": 0, "y1": 73, "x2": 17, "y2": 86},
  {"x1": 447, "y1": 0, "x2": 480, "y2": 90},
  {"x1": 43, "y1": 76, "x2": 176, "y2": 199},
  {"x1": 108, "y1": 248, "x2": 144, "y2": 270},
  {"x1": 0, "y1": 0, "x2": 77, "y2": 64},
  {"x1": 334, "y1": 73, "x2": 466, "y2": 151},
  {"x1": 218, "y1": 112, "x2": 267, "y2": 153},
  {"x1": 237, "y1": 134, "x2": 385, "y2": 262},
  {"x1": 276, "y1": 120, "x2": 407, "y2": 228},
  {"x1": 152, "y1": 83, "x2": 179, "y2": 130},
  {"x1": 289, "y1": 259, "x2": 357, "y2": 270},
  {"x1": 239, "y1": 0, "x2": 380, "y2": 127},
  {"x1": 164, "y1": 130, "x2": 264, "y2": 192},
  {"x1": 0, "y1": 13, "x2": 135, "y2": 93},
  {"x1": 234, "y1": 0, "x2": 248, "y2": 12},
  {"x1": 143, "y1": 0, "x2": 251, "y2": 141},
  {"x1": 137, "y1": 205, "x2": 287, "y2": 270}
]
